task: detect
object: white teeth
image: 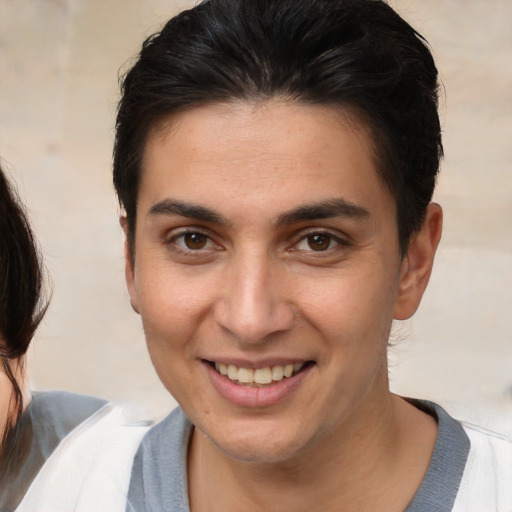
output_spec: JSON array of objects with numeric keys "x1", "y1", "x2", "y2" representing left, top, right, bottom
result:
[
  {"x1": 227, "y1": 364, "x2": 239, "y2": 380},
  {"x1": 254, "y1": 367, "x2": 273, "y2": 384},
  {"x1": 271, "y1": 365, "x2": 284, "y2": 381},
  {"x1": 238, "y1": 368, "x2": 254, "y2": 383},
  {"x1": 214, "y1": 362, "x2": 305, "y2": 385}
]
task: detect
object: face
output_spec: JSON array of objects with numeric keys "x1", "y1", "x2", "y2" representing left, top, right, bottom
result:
[
  {"x1": 0, "y1": 360, "x2": 12, "y2": 429},
  {"x1": 126, "y1": 101, "x2": 431, "y2": 463},
  {"x1": 0, "y1": 350, "x2": 25, "y2": 431}
]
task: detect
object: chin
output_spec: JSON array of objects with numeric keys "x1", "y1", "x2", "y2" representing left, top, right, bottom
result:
[
  {"x1": 199, "y1": 416, "x2": 315, "y2": 464},
  {"x1": 215, "y1": 438, "x2": 305, "y2": 464}
]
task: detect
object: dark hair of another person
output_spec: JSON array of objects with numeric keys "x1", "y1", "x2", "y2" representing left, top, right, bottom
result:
[
  {"x1": 114, "y1": 0, "x2": 443, "y2": 257},
  {"x1": 0, "y1": 165, "x2": 48, "y2": 463}
]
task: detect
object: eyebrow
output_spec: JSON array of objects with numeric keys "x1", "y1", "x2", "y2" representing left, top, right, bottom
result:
[
  {"x1": 148, "y1": 197, "x2": 369, "y2": 227},
  {"x1": 148, "y1": 199, "x2": 229, "y2": 226},
  {"x1": 276, "y1": 198, "x2": 370, "y2": 226}
]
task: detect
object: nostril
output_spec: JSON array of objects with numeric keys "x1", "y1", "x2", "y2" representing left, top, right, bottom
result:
[{"x1": 214, "y1": 298, "x2": 295, "y2": 344}]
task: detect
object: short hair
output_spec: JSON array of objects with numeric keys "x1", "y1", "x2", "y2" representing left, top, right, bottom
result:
[
  {"x1": 114, "y1": 0, "x2": 442, "y2": 256},
  {"x1": 0, "y1": 164, "x2": 48, "y2": 464}
]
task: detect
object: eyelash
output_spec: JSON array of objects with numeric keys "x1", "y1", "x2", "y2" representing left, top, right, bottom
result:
[
  {"x1": 291, "y1": 229, "x2": 349, "y2": 254},
  {"x1": 166, "y1": 228, "x2": 220, "y2": 255}
]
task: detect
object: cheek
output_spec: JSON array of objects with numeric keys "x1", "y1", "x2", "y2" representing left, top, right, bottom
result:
[
  {"x1": 135, "y1": 265, "x2": 217, "y2": 353},
  {"x1": 301, "y1": 268, "x2": 398, "y2": 359},
  {"x1": 138, "y1": 279, "x2": 202, "y2": 399}
]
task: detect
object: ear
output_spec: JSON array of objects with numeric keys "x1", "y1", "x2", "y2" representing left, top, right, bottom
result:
[
  {"x1": 120, "y1": 216, "x2": 140, "y2": 314},
  {"x1": 394, "y1": 203, "x2": 443, "y2": 320}
]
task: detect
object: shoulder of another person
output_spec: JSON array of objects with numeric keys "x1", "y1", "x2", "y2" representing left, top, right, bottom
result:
[
  {"x1": 15, "y1": 403, "x2": 150, "y2": 512},
  {"x1": 29, "y1": 389, "x2": 108, "y2": 422},
  {"x1": 452, "y1": 422, "x2": 512, "y2": 512}
]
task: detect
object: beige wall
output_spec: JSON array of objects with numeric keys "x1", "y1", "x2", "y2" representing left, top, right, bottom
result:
[{"x1": 0, "y1": 1, "x2": 511, "y2": 431}]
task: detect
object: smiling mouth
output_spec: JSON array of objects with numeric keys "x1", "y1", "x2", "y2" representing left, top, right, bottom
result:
[{"x1": 207, "y1": 361, "x2": 314, "y2": 386}]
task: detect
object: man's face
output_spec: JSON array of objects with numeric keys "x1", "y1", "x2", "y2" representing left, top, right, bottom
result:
[{"x1": 126, "y1": 101, "x2": 416, "y2": 463}]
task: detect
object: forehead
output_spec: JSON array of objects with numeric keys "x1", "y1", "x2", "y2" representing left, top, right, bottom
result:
[{"x1": 139, "y1": 101, "x2": 393, "y2": 221}]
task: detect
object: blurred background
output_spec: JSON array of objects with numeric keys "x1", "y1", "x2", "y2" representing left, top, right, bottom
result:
[{"x1": 0, "y1": 0, "x2": 511, "y2": 433}]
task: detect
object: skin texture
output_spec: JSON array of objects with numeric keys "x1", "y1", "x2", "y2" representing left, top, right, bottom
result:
[
  {"x1": 124, "y1": 101, "x2": 442, "y2": 511},
  {"x1": 0, "y1": 355, "x2": 29, "y2": 439},
  {"x1": 0, "y1": 368, "x2": 12, "y2": 432}
]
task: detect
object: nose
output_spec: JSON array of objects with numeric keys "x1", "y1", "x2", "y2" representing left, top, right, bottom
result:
[{"x1": 214, "y1": 252, "x2": 295, "y2": 344}]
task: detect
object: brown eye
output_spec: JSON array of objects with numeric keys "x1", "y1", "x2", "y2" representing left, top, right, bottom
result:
[
  {"x1": 184, "y1": 232, "x2": 208, "y2": 250},
  {"x1": 307, "y1": 233, "x2": 331, "y2": 251}
]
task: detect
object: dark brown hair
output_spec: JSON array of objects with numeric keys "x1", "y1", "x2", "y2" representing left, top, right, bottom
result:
[
  {"x1": 0, "y1": 164, "x2": 49, "y2": 464},
  {"x1": 114, "y1": 0, "x2": 442, "y2": 256}
]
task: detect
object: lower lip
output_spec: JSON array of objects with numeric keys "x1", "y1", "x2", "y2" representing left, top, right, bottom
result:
[{"x1": 204, "y1": 362, "x2": 313, "y2": 408}]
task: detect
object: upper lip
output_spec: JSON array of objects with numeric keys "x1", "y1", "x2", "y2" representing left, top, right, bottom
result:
[{"x1": 202, "y1": 357, "x2": 312, "y2": 369}]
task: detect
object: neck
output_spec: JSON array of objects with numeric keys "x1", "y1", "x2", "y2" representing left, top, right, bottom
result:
[{"x1": 188, "y1": 393, "x2": 437, "y2": 512}]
